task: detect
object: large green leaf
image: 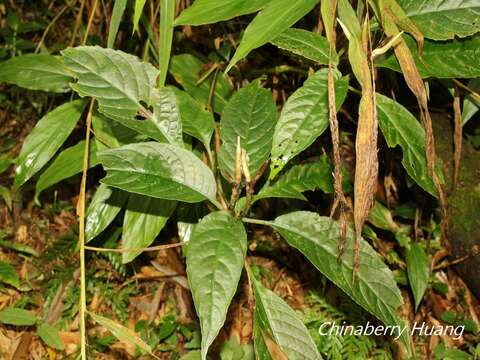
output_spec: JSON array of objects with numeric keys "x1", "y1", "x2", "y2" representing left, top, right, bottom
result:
[
  {"x1": 377, "y1": 35, "x2": 480, "y2": 79},
  {"x1": 264, "y1": 211, "x2": 410, "y2": 352},
  {"x1": 35, "y1": 140, "x2": 99, "y2": 198},
  {"x1": 0, "y1": 308, "x2": 37, "y2": 326},
  {"x1": 36, "y1": 323, "x2": 65, "y2": 350},
  {"x1": 122, "y1": 195, "x2": 176, "y2": 263},
  {"x1": 226, "y1": 0, "x2": 318, "y2": 72},
  {"x1": 174, "y1": 0, "x2": 271, "y2": 26},
  {"x1": 218, "y1": 81, "x2": 277, "y2": 179},
  {"x1": 0, "y1": 54, "x2": 72, "y2": 92},
  {"x1": 270, "y1": 69, "x2": 348, "y2": 178},
  {"x1": 170, "y1": 87, "x2": 214, "y2": 149},
  {"x1": 107, "y1": 0, "x2": 127, "y2": 48},
  {"x1": 397, "y1": 0, "x2": 480, "y2": 40},
  {"x1": 89, "y1": 312, "x2": 157, "y2": 358},
  {"x1": 14, "y1": 99, "x2": 87, "y2": 190},
  {"x1": 63, "y1": 46, "x2": 183, "y2": 145},
  {"x1": 255, "y1": 156, "x2": 333, "y2": 203},
  {"x1": 376, "y1": 93, "x2": 437, "y2": 196},
  {"x1": 405, "y1": 243, "x2": 429, "y2": 311},
  {"x1": 92, "y1": 112, "x2": 144, "y2": 148},
  {"x1": 252, "y1": 276, "x2": 321, "y2": 360},
  {"x1": 85, "y1": 184, "x2": 128, "y2": 242},
  {"x1": 270, "y1": 28, "x2": 335, "y2": 65},
  {"x1": 169, "y1": 54, "x2": 233, "y2": 114},
  {"x1": 0, "y1": 261, "x2": 20, "y2": 289},
  {"x1": 186, "y1": 211, "x2": 247, "y2": 360},
  {"x1": 98, "y1": 142, "x2": 217, "y2": 204}
]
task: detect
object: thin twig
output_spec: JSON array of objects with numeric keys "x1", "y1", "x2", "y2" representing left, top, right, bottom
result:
[
  {"x1": 77, "y1": 99, "x2": 95, "y2": 360},
  {"x1": 82, "y1": 0, "x2": 99, "y2": 46},
  {"x1": 84, "y1": 242, "x2": 184, "y2": 253}
]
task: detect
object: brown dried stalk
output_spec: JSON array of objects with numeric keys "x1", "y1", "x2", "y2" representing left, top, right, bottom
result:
[
  {"x1": 321, "y1": 0, "x2": 349, "y2": 261},
  {"x1": 453, "y1": 86, "x2": 462, "y2": 188}
]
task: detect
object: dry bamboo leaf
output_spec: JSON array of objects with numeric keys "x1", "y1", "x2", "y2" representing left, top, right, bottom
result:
[
  {"x1": 453, "y1": 87, "x2": 462, "y2": 188},
  {"x1": 338, "y1": 0, "x2": 379, "y2": 279},
  {"x1": 375, "y1": 0, "x2": 447, "y2": 228},
  {"x1": 321, "y1": 0, "x2": 349, "y2": 259}
]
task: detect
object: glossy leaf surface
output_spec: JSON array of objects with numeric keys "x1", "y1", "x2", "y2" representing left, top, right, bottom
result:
[
  {"x1": 378, "y1": 35, "x2": 480, "y2": 79},
  {"x1": 122, "y1": 195, "x2": 176, "y2": 263},
  {"x1": 252, "y1": 276, "x2": 321, "y2": 360},
  {"x1": 186, "y1": 211, "x2": 247, "y2": 360},
  {"x1": 256, "y1": 156, "x2": 333, "y2": 202},
  {"x1": 218, "y1": 81, "x2": 277, "y2": 179},
  {"x1": 63, "y1": 46, "x2": 183, "y2": 145},
  {"x1": 98, "y1": 142, "x2": 217, "y2": 203},
  {"x1": 85, "y1": 184, "x2": 128, "y2": 242},
  {"x1": 376, "y1": 93, "x2": 437, "y2": 196},
  {"x1": 0, "y1": 54, "x2": 72, "y2": 92},
  {"x1": 270, "y1": 28, "x2": 335, "y2": 65},
  {"x1": 226, "y1": 0, "x2": 318, "y2": 72},
  {"x1": 14, "y1": 99, "x2": 87, "y2": 190},
  {"x1": 398, "y1": 0, "x2": 480, "y2": 40},
  {"x1": 175, "y1": 0, "x2": 271, "y2": 26},
  {"x1": 270, "y1": 69, "x2": 348, "y2": 178},
  {"x1": 266, "y1": 211, "x2": 409, "y2": 351},
  {"x1": 405, "y1": 243, "x2": 429, "y2": 311},
  {"x1": 35, "y1": 140, "x2": 99, "y2": 198}
]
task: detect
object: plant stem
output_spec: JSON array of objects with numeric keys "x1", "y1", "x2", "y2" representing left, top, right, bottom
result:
[
  {"x1": 82, "y1": 0, "x2": 98, "y2": 46},
  {"x1": 157, "y1": 0, "x2": 176, "y2": 87},
  {"x1": 241, "y1": 217, "x2": 271, "y2": 226},
  {"x1": 78, "y1": 99, "x2": 94, "y2": 359}
]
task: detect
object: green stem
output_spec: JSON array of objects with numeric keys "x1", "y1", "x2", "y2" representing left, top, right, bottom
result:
[
  {"x1": 241, "y1": 217, "x2": 271, "y2": 226},
  {"x1": 157, "y1": 0, "x2": 176, "y2": 88}
]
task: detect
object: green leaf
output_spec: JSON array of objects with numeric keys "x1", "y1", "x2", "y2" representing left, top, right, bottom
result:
[
  {"x1": 0, "y1": 154, "x2": 13, "y2": 175},
  {"x1": 36, "y1": 323, "x2": 64, "y2": 350},
  {"x1": 253, "y1": 313, "x2": 273, "y2": 360},
  {"x1": 89, "y1": 312, "x2": 157, "y2": 358},
  {"x1": 0, "y1": 261, "x2": 19, "y2": 289},
  {"x1": 270, "y1": 69, "x2": 348, "y2": 178},
  {"x1": 63, "y1": 46, "x2": 183, "y2": 146},
  {"x1": 218, "y1": 81, "x2": 277, "y2": 179},
  {"x1": 169, "y1": 54, "x2": 232, "y2": 114},
  {"x1": 405, "y1": 243, "x2": 429, "y2": 311},
  {"x1": 14, "y1": 99, "x2": 87, "y2": 190},
  {"x1": 158, "y1": 0, "x2": 176, "y2": 87},
  {"x1": 226, "y1": 0, "x2": 318, "y2": 72},
  {"x1": 174, "y1": 0, "x2": 271, "y2": 26},
  {"x1": 108, "y1": 0, "x2": 127, "y2": 48},
  {"x1": 92, "y1": 112, "x2": 144, "y2": 148},
  {"x1": 133, "y1": 0, "x2": 147, "y2": 33},
  {"x1": 270, "y1": 28, "x2": 336, "y2": 65},
  {"x1": 377, "y1": 35, "x2": 480, "y2": 79},
  {"x1": 170, "y1": 87, "x2": 214, "y2": 149},
  {"x1": 122, "y1": 195, "x2": 176, "y2": 263},
  {"x1": 35, "y1": 140, "x2": 99, "y2": 198},
  {"x1": 0, "y1": 186, "x2": 12, "y2": 211},
  {"x1": 186, "y1": 211, "x2": 247, "y2": 360},
  {"x1": 264, "y1": 211, "x2": 410, "y2": 352},
  {"x1": 86, "y1": 184, "x2": 128, "y2": 242},
  {"x1": 256, "y1": 156, "x2": 333, "y2": 203},
  {"x1": 252, "y1": 276, "x2": 321, "y2": 360},
  {"x1": 368, "y1": 201, "x2": 399, "y2": 233},
  {"x1": 0, "y1": 54, "x2": 72, "y2": 92},
  {"x1": 0, "y1": 307, "x2": 37, "y2": 326},
  {"x1": 376, "y1": 93, "x2": 438, "y2": 196},
  {"x1": 98, "y1": 142, "x2": 217, "y2": 204},
  {"x1": 397, "y1": 0, "x2": 480, "y2": 40}
]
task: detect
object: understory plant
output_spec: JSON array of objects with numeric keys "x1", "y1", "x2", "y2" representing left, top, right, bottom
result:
[{"x1": 1, "y1": 0, "x2": 479, "y2": 358}]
